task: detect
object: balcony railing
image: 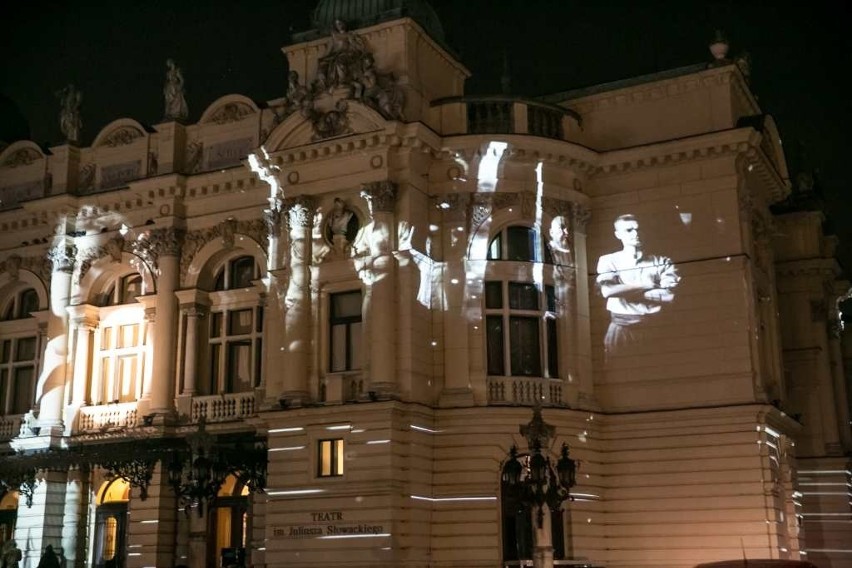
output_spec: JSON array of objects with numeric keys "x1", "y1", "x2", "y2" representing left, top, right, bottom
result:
[
  {"x1": 432, "y1": 96, "x2": 580, "y2": 140},
  {"x1": 78, "y1": 403, "x2": 138, "y2": 432},
  {"x1": 191, "y1": 392, "x2": 256, "y2": 423},
  {"x1": 487, "y1": 376, "x2": 564, "y2": 406},
  {"x1": 0, "y1": 414, "x2": 23, "y2": 441}
]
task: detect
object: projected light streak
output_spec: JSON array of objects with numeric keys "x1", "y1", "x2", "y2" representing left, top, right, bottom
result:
[
  {"x1": 269, "y1": 446, "x2": 306, "y2": 452},
  {"x1": 267, "y1": 489, "x2": 325, "y2": 496},
  {"x1": 317, "y1": 533, "x2": 391, "y2": 540},
  {"x1": 411, "y1": 495, "x2": 496, "y2": 502},
  {"x1": 410, "y1": 425, "x2": 441, "y2": 434},
  {"x1": 476, "y1": 141, "x2": 508, "y2": 192}
]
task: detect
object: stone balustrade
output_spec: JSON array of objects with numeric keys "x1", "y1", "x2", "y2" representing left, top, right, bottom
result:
[
  {"x1": 0, "y1": 415, "x2": 23, "y2": 441},
  {"x1": 191, "y1": 392, "x2": 256, "y2": 423},
  {"x1": 487, "y1": 376, "x2": 564, "y2": 406},
  {"x1": 78, "y1": 403, "x2": 138, "y2": 432}
]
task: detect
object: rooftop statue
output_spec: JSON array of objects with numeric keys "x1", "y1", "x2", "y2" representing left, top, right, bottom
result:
[
  {"x1": 164, "y1": 58, "x2": 189, "y2": 121},
  {"x1": 56, "y1": 84, "x2": 82, "y2": 143},
  {"x1": 317, "y1": 19, "x2": 367, "y2": 91}
]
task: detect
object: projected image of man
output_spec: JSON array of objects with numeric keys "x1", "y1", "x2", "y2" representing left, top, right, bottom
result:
[{"x1": 596, "y1": 214, "x2": 680, "y2": 356}]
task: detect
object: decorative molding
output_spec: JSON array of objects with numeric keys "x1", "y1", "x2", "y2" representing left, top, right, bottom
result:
[
  {"x1": 48, "y1": 243, "x2": 77, "y2": 273},
  {"x1": 78, "y1": 163, "x2": 96, "y2": 193},
  {"x1": 208, "y1": 102, "x2": 255, "y2": 125},
  {"x1": 2, "y1": 148, "x2": 42, "y2": 168},
  {"x1": 101, "y1": 126, "x2": 144, "y2": 148},
  {"x1": 185, "y1": 141, "x2": 203, "y2": 174},
  {"x1": 131, "y1": 227, "x2": 185, "y2": 272},
  {"x1": 179, "y1": 219, "x2": 268, "y2": 279}
]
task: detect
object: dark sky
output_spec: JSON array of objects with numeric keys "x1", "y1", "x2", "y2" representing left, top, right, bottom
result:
[{"x1": 1, "y1": 1, "x2": 850, "y2": 264}]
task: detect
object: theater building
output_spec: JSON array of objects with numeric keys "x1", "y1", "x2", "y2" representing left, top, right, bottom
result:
[{"x1": 1, "y1": 1, "x2": 850, "y2": 567}]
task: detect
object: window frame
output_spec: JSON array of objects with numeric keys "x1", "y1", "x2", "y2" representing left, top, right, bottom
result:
[
  {"x1": 328, "y1": 290, "x2": 363, "y2": 373},
  {"x1": 317, "y1": 438, "x2": 345, "y2": 478},
  {"x1": 487, "y1": 224, "x2": 552, "y2": 264}
]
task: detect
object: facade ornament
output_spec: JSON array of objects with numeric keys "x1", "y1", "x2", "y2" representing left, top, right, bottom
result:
[
  {"x1": 209, "y1": 102, "x2": 254, "y2": 125},
  {"x1": 325, "y1": 198, "x2": 358, "y2": 256},
  {"x1": 263, "y1": 208, "x2": 282, "y2": 237},
  {"x1": 5, "y1": 254, "x2": 22, "y2": 280},
  {"x1": 2, "y1": 148, "x2": 41, "y2": 168},
  {"x1": 102, "y1": 127, "x2": 143, "y2": 148},
  {"x1": 57, "y1": 84, "x2": 83, "y2": 144},
  {"x1": 78, "y1": 163, "x2": 96, "y2": 193},
  {"x1": 354, "y1": 53, "x2": 404, "y2": 120},
  {"x1": 284, "y1": 196, "x2": 317, "y2": 229},
  {"x1": 105, "y1": 236, "x2": 125, "y2": 262},
  {"x1": 308, "y1": 100, "x2": 351, "y2": 141},
  {"x1": 318, "y1": 19, "x2": 368, "y2": 91},
  {"x1": 437, "y1": 193, "x2": 470, "y2": 223},
  {"x1": 185, "y1": 141, "x2": 203, "y2": 173},
  {"x1": 361, "y1": 181, "x2": 398, "y2": 215},
  {"x1": 132, "y1": 227, "x2": 185, "y2": 273},
  {"x1": 163, "y1": 58, "x2": 189, "y2": 121},
  {"x1": 179, "y1": 220, "x2": 268, "y2": 281},
  {"x1": 469, "y1": 194, "x2": 493, "y2": 233},
  {"x1": 571, "y1": 203, "x2": 591, "y2": 233},
  {"x1": 221, "y1": 218, "x2": 238, "y2": 249},
  {"x1": 283, "y1": 71, "x2": 312, "y2": 117},
  {"x1": 708, "y1": 29, "x2": 730, "y2": 63},
  {"x1": 48, "y1": 243, "x2": 76, "y2": 273},
  {"x1": 148, "y1": 151, "x2": 158, "y2": 176}
]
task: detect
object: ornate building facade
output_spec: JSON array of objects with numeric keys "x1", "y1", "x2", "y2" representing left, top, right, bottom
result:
[{"x1": 1, "y1": 2, "x2": 850, "y2": 567}]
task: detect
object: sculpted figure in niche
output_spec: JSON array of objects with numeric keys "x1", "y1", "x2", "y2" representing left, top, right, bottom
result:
[
  {"x1": 327, "y1": 198, "x2": 357, "y2": 255},
  {"x1": 57, "y1": 84, "x2": 82, "y2": 143},
  {"x1": 163, "y1": 59, "x2": 189, "y2": 121},
  {"x1": 318, "y1": 19, "x2": 367, "y2": 91},
  {"x1": 596, "y1": 214, "x2": 680, "y2": 358}
]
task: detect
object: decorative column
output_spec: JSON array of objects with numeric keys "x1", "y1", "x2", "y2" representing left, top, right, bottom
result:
[
  {"x1": 181, "y1": 306, "x2": 203, "y2": 396},
  {"x1": 361, "y1": 181, "x2": 398, "y2": 397},
  {"x1": 262, "y1": 207, "x2": 288, "y2": 407},
  {"x1": 61, "y1": 467, "x2": 89, "y2": 567},
  {"x1": 140, "y1": 228, "x2": 183, "y2": 419},
  {"x1": 280, "y1": 196, "x2": 315, "y2": 407},
  {"x1": 438, "y1": 193, "x2": 474, "y2": 407},
  {"x1": 571, "y1": 203, "x2": 596, "y2": 409},
  {"x1": 67, "y1": 306, "x2": 98, "y2": 407},
  {"x1": 37, "y1": 239, "x2": 76, "y2": 432}
]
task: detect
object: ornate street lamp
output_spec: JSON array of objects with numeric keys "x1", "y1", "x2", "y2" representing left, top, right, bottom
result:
[{"x1": 503, "y1": 407, "x2": 577, "y2": 568}]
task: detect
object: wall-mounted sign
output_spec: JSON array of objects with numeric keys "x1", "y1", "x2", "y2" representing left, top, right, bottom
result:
[{"x1": 273, "y1": 511, "x2": 385, "y2": 539}]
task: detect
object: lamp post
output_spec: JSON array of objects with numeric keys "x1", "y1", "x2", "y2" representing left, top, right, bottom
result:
[{"x1": 503, "y1": 407, "x2": 577, "y2": 568}]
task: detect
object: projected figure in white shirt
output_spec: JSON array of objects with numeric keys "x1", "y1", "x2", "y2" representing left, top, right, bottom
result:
[{"x1": 596, "y1": 214, "x2": 680, "y2": 357}]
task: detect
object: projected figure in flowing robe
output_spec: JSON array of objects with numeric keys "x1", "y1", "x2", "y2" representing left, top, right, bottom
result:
[{"x1": 596, "y1": 214, "x2": 680, "y2": 357}]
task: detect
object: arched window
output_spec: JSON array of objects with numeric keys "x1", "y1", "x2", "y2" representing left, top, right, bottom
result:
[
  {"x1": 92, "y1": 273, "x2": 145, "y2": 404},
  {"x1": 206, "y1": 255, "x2": 262, "y2": 395},
  {"x1": 210, "y1": 474, "x2": 250, "y2": 568},
  {"x1": 487, "y1": 225, "x2": 552, "y2": 264},
  {"x1": 94, "y1": 477, "x2": 130, "y2": 568},
  {"x1": 1, "y1": 288, "x2": 38, "y2": 321}
]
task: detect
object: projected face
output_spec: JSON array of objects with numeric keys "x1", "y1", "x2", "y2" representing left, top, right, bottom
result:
[{"x1": 596, "y1": 214, "x2": 680, "y2": 357}]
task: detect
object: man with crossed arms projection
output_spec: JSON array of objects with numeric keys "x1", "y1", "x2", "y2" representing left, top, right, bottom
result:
[{"x1": 596, "y1": 214, "x2": 680, "y2": 357}]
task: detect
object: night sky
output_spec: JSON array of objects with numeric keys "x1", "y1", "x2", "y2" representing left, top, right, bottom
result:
[{"x1": 1, "y1": 1, "x2": 850, "y2": 265}]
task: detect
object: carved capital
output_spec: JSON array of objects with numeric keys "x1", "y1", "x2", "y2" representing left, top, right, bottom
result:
[
  {"x1": 263, "y1": 208, "x2": 283, "y2": 236},
  {"x1": 144, "y1": 307, "x2": 157, "y2": 323},
  {"x1": 131, "y1": 227, "x2": 184, "y2": 273},
  {"x1": 437, "y1": 193, "x2": 470, "y2": 224},
  {"x1": 48, "y1": 243, "x2": 77, "y2": 273},
  {"x1": 182, "y1": 305, "x2": 206, "y2": 319},
  {"x1": 284, "y1": 196, "x2": 317, "y2": 229},
  {"x1": 361, "y1": 181, "x2": 398, "y2": 215},
  {"x1": 571, "y1": 203, "x2": 591, "y2": 233}
]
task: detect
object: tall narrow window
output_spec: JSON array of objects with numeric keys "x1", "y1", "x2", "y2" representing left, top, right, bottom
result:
[
  {"x1": 487, "y1": 225, "x2": 551, "y2": 264},
  {"x1": 329, "y1": 291, "x2": 362, "y2": 372},
  {"x1": 0, "y1": 337, "x2": 37, "y2": 415},
  {"x1": 208, "y1": 255, "x2": 263, "y2": 395},
  {"x1": 318, "y1": 438, "x2": 345, "y2": 477},
  {"x1": 484, "y1": 281, "x2": 558, "y2": 378}
]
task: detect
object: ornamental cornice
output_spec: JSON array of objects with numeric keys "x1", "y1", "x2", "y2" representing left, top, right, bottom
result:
[
  {"x1": 0, "y1": 252, "x2": 51, "y2": 283},
  {"x1": 567, "y1": 66, "x2": 738, "y2": 115},
  {"x1": 439, "y1": 135, "x2": 597, "y2": 175},
  {"x1": 775, "y1": 258, "x2": 841, "y2": 279},
  {"x1": 464, "y1": 191, "x2": 589, "y2": 234},
  {"x1": 269, "y1": 130, "x2": 443, "y2": 168}
]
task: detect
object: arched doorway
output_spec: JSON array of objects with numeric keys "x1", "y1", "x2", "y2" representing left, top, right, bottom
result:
[
  {"x1": 93, "y1": 477, "x2": 130, "y2": 568},
  {"x1": 0, "y1": 490, "x2": 18, "y2": 544},
  {"x1": 209, "y1": 474, "x2": 249, "y2": 568}
]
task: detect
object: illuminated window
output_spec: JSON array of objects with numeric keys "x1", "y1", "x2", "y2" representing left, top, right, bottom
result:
[
  {"x1": 487, "y1": 225, "x2": 552, "y2": 264},
  {"x1": 318, "y1": 438, "x2": 344, "y2": 477},
  {"x1": 207, "y1": 255, "x2": 263, "y2": 395},
  {"x1": 97, "y1": 274, "x2": 142, "y2": 307},
  {"x1": 0, "y1": 336, "x2": 37, "y2": 415},
  {"x1": 214, "y1": 255, "x2": 258, "y2": 292},
  {"x1": 1, "y1": 288, "x2": 38, "y2": 321},
  {"x1": 485, "y1": 281, "x2": 558, "y2": 378},
  {"x1": 210, "y1": 474, "x2": 250, "y2": 566},
  {"x1": 94, "y1": 478, "x2": 129, "y2": 568},
  {"x1": 329, "y1": 291, "x2": 362, "y2": 372},
  {"x1": 93, "y1": 272, "x2": 145, "y2": 404}
]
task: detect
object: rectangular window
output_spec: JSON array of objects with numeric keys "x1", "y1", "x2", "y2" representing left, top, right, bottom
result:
[
  {"x1": 318, "y1": 438, "x2": 344, "y2": 477},
  {"x1": 15, "y1": 337, "x2": 36, "y2": 361},
  {"x1": 506, "y1": 226, "x2": 535, "y2": 261},
  {"x1": 508, "y1": 282, "x2": 538, "y2": 310},
  {"x1": 209, "y1": 344, "x2": 221, "y2": 394},
  {"x1": 486, "y1": 316, "x2": 505, "y2": 376},
  {"x1": 228, "y1": 310, "x2": 253, "y2": 336},
  {"x1": 12, "y1": 366, "x2": 34, "y2": 414},
  {"x1": 210, "y1": 313, "x2": 223, "y2": 339},
  {"x1": 510, "y1": 316, "x2": 541, "y2": 377},
  {"x1": 485, "y1": 281, "x2": 503, "y2": 309},
  {"x1": 0, "y1": 369, "x2": 8, "y2": 414},
  {"x1": 547, "y1": 318, "x2": 559, "y2": 378},
  {"x1": 227, "y1": 341, "x2": 252, "y2": 393},
  {"x1": 329, "y1": 291, "x2": 362, "y2": 372}
]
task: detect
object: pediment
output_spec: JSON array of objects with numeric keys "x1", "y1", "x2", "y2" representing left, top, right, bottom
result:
[
  {"x1": 266, "y1": 99, "x2": 386, "y2": 151},
  {"x1": 0, "y1": 141, "x2": 46, "y2": 169},
  {"x1": 200, "y1": 94, "x2": 260, "y2": 125},
  {"x1": 93, "y1": 119, "x2": 149, "y2": 148}
]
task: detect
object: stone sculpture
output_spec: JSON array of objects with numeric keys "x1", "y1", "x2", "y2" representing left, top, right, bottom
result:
[
  {"x1": 57, "y1": 84, "x2": 82, "y2": 143},
  {"x1": 164, "y1": 58, "x2": 189, "y2": 121}
]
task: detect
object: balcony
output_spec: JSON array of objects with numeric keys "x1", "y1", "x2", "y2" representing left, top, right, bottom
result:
[
  {"x1": 190, "y1": 392, "x2": 256, "y2": 423},
  {"x1": 431, "y1": 96, "x2": 581, "y2": 140},
  {"x1": 0, "y1": 415, "x2": 23, "y2": 441},
  {"x1": 487, "y1": 376, "x2": 564, "y2": 406},
  {"x1": 78, "y1": 402, "x2": 138, "y2": 432}
]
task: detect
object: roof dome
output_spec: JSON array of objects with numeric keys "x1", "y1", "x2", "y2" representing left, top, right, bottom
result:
[{"x1": 311, "y1": 0, "x2": 445, "y2": 45}]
